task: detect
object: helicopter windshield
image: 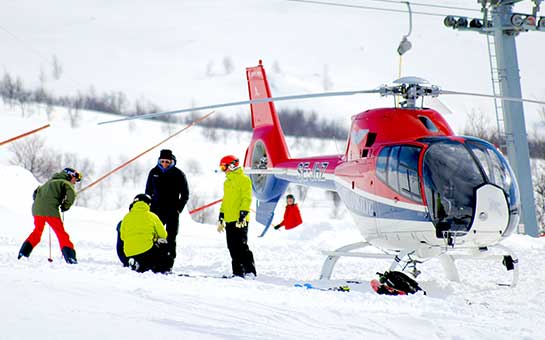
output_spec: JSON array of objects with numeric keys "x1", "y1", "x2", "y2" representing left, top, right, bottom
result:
[
  {"x1": 422, "y1": 140, "x2": 486, "y2": 235},
  {"x1": 465, "y1": 138, "x2": 520, "y2": 235},
  {"x1": 422, "y1": 138, "x2": 520, "y2": 237}
]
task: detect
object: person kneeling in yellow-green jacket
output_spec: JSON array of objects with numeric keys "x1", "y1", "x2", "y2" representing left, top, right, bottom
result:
[{"x1": 120, "y1": 194, "x2": 171, "y2": 273}]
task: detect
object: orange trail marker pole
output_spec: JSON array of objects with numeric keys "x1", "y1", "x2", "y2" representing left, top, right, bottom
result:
[
  {"x1": 0, "y1": 124, "x2": 50, "y2": 146},
  {"x1": 78, "y1": 111, "x2": 215, "y2": 194}
]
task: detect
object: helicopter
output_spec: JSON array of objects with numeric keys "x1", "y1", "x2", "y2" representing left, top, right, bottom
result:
[{"x1": 100, "y1": 61, "x2": 545, "y2": 287}]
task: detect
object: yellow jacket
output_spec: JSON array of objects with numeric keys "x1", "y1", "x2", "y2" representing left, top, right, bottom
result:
[
  {"x1": 220, "y1": 168, "x2": 252, "y2": 223},
  {"x1": 120, "y1": 201, "x2": 167, "y2": 257}
]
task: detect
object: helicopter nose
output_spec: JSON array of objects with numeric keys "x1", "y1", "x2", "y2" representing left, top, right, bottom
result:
[{"x1": 469, "y1": 184, "x2": 510, "y2": 245}]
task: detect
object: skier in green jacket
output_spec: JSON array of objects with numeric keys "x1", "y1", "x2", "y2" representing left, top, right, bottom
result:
[
  {"x1": 217, "y1": 155, "x2": 256, "y2": 278},
  {"x1": 18, "y1": 168, "x2": 81, "y2": 264}
]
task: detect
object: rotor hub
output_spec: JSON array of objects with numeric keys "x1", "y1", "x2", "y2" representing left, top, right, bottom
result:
[{"x1": 379, "y1": 77, "x2": 440, "y2": 109}]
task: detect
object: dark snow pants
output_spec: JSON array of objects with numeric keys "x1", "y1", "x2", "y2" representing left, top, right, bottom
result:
[
  {"x1": 155, "y1": 210, "x2": 179, "y2": 263},
  {"x1": 129, "y1": 242, "x2": 171, "y2": 274},
  {"x1": 225, "y1": 222, "x2": 256, "y2": 277},
  {"x1": 116, "y1": 222, "x2": 129, "y2": 267}
]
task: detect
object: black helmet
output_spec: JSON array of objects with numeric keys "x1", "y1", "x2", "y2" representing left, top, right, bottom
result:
[
  {"x1": 133, "y1": 193, "x2": 152, "y2": 206},
  {"x1": 63, "y1": 168, "x2": 82, "y2": 182}
]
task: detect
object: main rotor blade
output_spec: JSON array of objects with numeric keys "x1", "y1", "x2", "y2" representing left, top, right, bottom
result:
[
  {"x1": 97, "y1": 89, "x2": 380, "y2": 125},
  {"x1": 441, "y1": 90, "x2": 545, "y2": 106}
]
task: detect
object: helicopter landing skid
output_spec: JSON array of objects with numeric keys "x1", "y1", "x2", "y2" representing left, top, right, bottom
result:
[
  {"x1": 319, "y1": 241, "x2": 398, "y2": 280},
  {"x1": 439, "y1": 244, "x2": 519, "y2": 288},
  {"x1": 319, "y1": 242, "x2": 519, "y2": 288}
]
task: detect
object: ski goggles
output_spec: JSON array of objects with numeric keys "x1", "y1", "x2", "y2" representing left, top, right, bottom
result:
[{"x1": 64, "y1": 168, "x2": 83, "y2": 182}]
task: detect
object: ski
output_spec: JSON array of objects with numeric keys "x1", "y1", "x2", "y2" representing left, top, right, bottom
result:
[
  {"x1": 294, "y1": 282, "x2": 350, "y2": 292},
  {"x1": 177, "y1": 273, "x2": 233, "y2": 279}
]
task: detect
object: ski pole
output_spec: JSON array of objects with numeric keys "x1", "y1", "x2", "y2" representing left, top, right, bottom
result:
[{"x1": 48, "y1": 226, "x2": 53, "y2": 263}]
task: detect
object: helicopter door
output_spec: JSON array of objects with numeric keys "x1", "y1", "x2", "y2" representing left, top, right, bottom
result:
[{"x1": 376, "y1": 145, "x2": 425, "y2": 237}]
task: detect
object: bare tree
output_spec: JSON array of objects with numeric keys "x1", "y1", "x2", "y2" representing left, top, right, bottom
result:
[
  {"x1": 9, "y1": 136, "x2": 56, "y2": 182},
  {"x1": 322, "y1": 64, "x2": 333, "y2": 91},
  {"x1": 187, "y1": 191, "x2": 215, "y2": 224},
  {"x1": 223, "y1": 56, "x2": 234, "y2": 75},
  {"x1": 327, "y1": 191, "x2": 344, "y2": 219},
  {"x1": 205, "y1": 60, "x2": 215, "y2": 78},
  {"x1": 51, "y1": 55, "x2": 63, "y2": 80},
  {"x1": 532, "y1": 162, "x2": 545, "y2": 232},
  {"x1": 67, "y1": 104, "x2": 80, "y2": 128}
]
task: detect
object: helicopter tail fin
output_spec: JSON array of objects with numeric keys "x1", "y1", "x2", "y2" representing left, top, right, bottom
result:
[
  {"x1": 245, "y1": 61, "x2": 290, "y2": 166},
  {"x1": 244, "y1": 61, "x2": 290, "y2": 235}
]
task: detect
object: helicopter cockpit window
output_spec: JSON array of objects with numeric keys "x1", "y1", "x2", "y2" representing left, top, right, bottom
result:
[
  {"x1": 376, "y1": 145, "x2": 422, "y2": 202},
  {"x1": 466, "y1": 140, "x2": 519, "y2": 208},
  {"x1": 423, "y1": 141, "x2": 486, "y2": 233}
]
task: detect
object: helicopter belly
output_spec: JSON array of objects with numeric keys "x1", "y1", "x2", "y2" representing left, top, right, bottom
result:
[{"x1": 336, "y1": 179, "x2": 438, "y2": 249}]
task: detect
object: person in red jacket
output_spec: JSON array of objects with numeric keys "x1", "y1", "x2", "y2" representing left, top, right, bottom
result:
[{"x1": 273, "y1": 194, "x2": 303, "y2": 230}]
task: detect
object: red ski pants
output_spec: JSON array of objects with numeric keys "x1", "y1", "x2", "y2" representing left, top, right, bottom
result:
[{"x1": 26, "y1": 216, "x2": 74, "y2": 250}]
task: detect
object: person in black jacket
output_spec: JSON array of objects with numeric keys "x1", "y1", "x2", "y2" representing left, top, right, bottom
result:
[{"x1": 145, "y1": 149, "x2": 189, "y2": 269}]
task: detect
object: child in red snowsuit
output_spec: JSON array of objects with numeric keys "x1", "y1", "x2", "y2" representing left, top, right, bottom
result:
[{"x1": 273, "y1": 194, "x2": 302, "y2": 230}]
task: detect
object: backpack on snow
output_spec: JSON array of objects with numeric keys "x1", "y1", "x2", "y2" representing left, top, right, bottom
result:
[{"x1": 374, "y1": 271, "x2": 425, "y2": 295}]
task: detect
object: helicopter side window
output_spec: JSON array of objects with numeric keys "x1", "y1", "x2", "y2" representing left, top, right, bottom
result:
[
  {"x1": 376, "y1": 145, "x2": 422, "y2": 202},
  {"x1": 376, "y1": 147, "x2": 389, "y2": 182},
  {"x1": 398, "y1": 146, "x2": 422, "y2": 201},
  {"x1": 386, "y1": 146, "x2": 400, "y2": 192}
]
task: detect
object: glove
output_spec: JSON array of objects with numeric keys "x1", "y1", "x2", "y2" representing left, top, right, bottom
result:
[
  {"x1": 236, "y1": 211, "x2": 249, "y2": 228},
  {"x1": 273, "y1": 224, "x2": 281, "y2": 230},
  {"x1": 217, "y1": 212, "x2": 226, "y2": 233},
  {"x1": 157, "y1": 238, "x2": 168, "y2": 244}
]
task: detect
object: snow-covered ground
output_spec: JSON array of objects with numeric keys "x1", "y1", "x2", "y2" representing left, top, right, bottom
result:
[
  {"x1": 2, "y1": 163, "x2": 545, "y2": 339},
  {"x1": 2, "y1": 104, "x2": 545, "y2": 339}
]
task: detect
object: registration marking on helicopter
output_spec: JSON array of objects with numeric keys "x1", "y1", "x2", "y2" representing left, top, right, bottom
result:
[{"x1": 297, "y1": 161, "x2": 329, "y2": 182}]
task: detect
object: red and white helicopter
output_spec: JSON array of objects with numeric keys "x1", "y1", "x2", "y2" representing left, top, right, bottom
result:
[{"x1": 101, "y1": 61, "x2": 545, "y2": 286}]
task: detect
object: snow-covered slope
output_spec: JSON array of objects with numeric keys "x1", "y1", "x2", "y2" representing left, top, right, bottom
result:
[
  {"x1": 1, "y1": 0, "x2": 544, "y2": 133},
  {"x1": 2, "y1": 164, "x2": 545, "y2": 340}
]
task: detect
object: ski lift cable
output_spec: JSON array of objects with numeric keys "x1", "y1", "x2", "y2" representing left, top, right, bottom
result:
[
  {"x1": 284, "y1": 0, "x2": 476, "y2": 17},
  {"x1": 357, "y1": 0, "x2": 480, "y2": 12},
  {"x1": 0, "y1": 24, "x2": 86, "y2": 89}
]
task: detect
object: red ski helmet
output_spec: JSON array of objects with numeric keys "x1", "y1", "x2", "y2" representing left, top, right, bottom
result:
[{"x1": 219, "y1": 155, "x2": 240, "y2": 172}]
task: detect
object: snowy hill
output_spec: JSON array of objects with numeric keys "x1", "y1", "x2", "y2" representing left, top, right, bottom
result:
[{"x1": 1, "y1": 0, "x2": 544, "y2": 133}]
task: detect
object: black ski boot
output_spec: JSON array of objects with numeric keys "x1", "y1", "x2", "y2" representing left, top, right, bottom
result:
[
  {"x1": 18, "y1": 241, "x2": 34, "y2": 259},
  {"x1": 61, "y1": 247, "x2": 78, "y2": 264}
]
